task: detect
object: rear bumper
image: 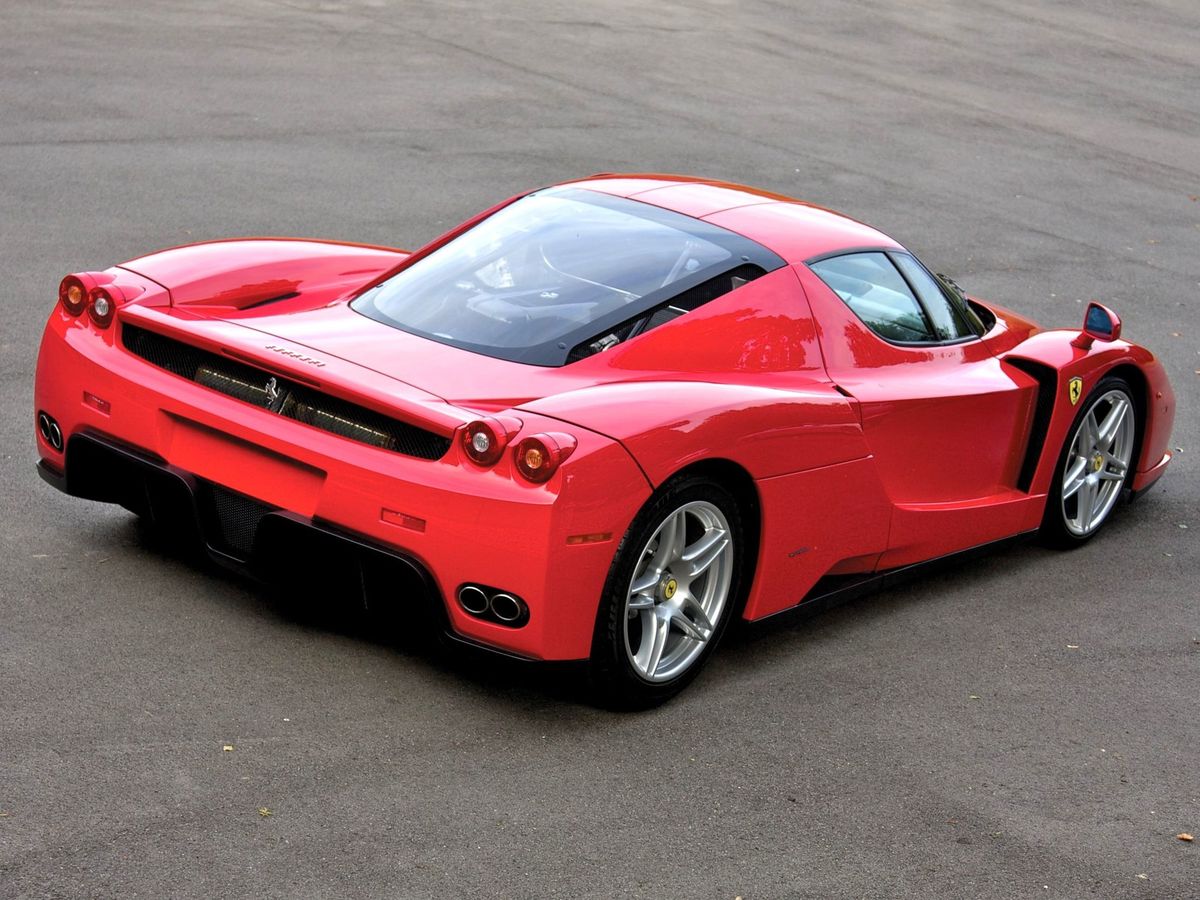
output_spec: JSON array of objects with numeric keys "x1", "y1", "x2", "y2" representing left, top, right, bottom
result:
[
  {"x1": 38, "y1": 435, "x2": 488, "y2": 652},
  {"x1": 34, "y1": 311, "x2": 653, "y2": 660}
]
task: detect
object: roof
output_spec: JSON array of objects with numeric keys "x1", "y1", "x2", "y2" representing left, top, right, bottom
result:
[{"x1": 565, "y1": 173, "x2": 901, "y2": 264}]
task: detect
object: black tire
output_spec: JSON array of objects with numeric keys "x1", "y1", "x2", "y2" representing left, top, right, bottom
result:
[
  {"x1": 1040, "y1": 375, "x2": 1138, "y2": 549},
  {"x1": 588, "y1": 474, "x2": 747, "y2": 709}
]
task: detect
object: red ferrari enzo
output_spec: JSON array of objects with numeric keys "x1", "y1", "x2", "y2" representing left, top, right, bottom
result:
[{"x1": 35, "y1": 174, "x2": 1175, "y2": 706}]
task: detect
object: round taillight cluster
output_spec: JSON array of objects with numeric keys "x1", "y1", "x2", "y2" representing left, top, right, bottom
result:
[
  {"x1": 459, "y1": 420, "x2": 578, "y2": 484},
  {"x1": 58, "y1": 275, "x2": 89, "y2": 316},
  {"x1": 514, "y1": 433, "x2": 577, "y2": 483},
  {"x1": 88, "y1": 287, "x2": 117, "y2": 327},
  {"x1": 460, "y1": 416, "x2": 523, "y2": 467},
  {"x1": 462, "y1": 419, "x2": 506, "y2": 466},
  {"x1": 58, "y1": 273, "x2": 120, "y2": 328}
]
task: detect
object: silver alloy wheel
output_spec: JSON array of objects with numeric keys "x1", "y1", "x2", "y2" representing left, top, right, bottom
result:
[
  {"x1": 1061, "y1": 388, "x2": 1135, "y2": 537},
  {"x1": 623, "y1": 500, "x2": 734, "y2": 683}
]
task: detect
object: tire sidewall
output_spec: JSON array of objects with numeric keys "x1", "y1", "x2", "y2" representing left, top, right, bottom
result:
[{"x1": 589, "y1": 474, "x2": 746, "y2": 708}]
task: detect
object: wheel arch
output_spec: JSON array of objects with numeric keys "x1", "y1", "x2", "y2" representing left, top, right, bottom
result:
[
  {"x1": 1104, "y1": 362, "x2": 1148, "y2": 469},
  {"x1": 658, "y1": 457, "x2": 762, "y2": 618},
  {"x1": 1000, "y1": 333, "x2": 1167, "y2": 496}
]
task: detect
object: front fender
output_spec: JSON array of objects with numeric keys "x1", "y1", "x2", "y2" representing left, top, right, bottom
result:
[{"x1": 1002, "y1": 330, "x2": 1175, "y2": 494}]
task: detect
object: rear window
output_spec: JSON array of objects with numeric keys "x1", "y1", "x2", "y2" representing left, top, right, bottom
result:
[{"x1": 352, "y1": 188, "x2": 783, "y2": 366}]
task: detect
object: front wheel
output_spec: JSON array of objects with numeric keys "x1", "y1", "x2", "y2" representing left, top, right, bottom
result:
[
  {"x1": 1041, "y1": 376, "x2": 1138, "y2": 547},
  {"x1": 589, "y1": 475, "x2": 746, "y2": 708}
]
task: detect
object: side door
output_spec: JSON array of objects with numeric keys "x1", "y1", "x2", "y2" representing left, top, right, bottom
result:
[{"x1": 794, "y1": 250, "x2": 1042, "y2": 568}]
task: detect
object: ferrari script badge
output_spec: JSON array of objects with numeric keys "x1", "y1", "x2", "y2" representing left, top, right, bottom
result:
[{"x1": 1068, "y1": 377, "x2": 1083, "y2": 406}]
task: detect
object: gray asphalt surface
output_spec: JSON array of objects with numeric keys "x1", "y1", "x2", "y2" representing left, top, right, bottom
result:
[{"x1": 2, "y1": 1, "x2": 1198, "y2": 898}]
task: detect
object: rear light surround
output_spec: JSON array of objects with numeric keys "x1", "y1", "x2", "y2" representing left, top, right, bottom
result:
[
  {"x1": 58, "y1": 274, "x2": 95, "y2": 316},
  {"x1": 59, "y1": 271, "x2": 124, "y2": 328},
  {"x1": 460, "y1": 416, "x2": 522, "y2": 467},
  {"x1": 87, "y1": 285, "x2": 121, "y2": 328},
  {"x1": 513, "y1": 432, "x2": 577, "y2": 483}
]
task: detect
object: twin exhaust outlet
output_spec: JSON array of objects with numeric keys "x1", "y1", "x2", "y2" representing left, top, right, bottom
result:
[
  {"x1": 37, "y1": 411, "x2": 63, "y2": 451},
  {"x1": 457, "y1": 584, "x2": 528, "y2": 627}
]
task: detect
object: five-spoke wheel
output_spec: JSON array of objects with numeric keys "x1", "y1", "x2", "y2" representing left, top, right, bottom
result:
[
  {"x1": 589, "y1": 475, "x2": 745, "y2": 707},
  {"x1": 1043, "y1": 376, "x2": 1138, "y2": 545},
  {"x1": 623, "y1": 500, "x2": 733, "y2": 682}
]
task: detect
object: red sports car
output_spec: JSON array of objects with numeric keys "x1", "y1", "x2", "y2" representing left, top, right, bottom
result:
[{"x1": 35, "y1": 174, "x2": 1175, "y2": 706}]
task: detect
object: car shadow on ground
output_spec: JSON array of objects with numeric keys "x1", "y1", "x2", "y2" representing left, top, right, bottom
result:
[
  {"x1": 120, "y1": 496, "x2": 1154, "y2": 711},
  {"x1": 125, "y1": 514, "x2": 592, "y2": 707}
]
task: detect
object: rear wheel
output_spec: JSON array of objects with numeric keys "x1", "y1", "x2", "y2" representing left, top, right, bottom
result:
[
  {"x1": 1041, "y1": 376, "x2": 1137, "y2": 547},
  {"x1": 589, "y1": 475, "x2": 745, "y2": 708}
]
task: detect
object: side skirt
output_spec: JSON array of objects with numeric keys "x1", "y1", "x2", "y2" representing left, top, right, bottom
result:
[{"x1": 751, "y1": 532, "x2": 1037, "y2": 629}]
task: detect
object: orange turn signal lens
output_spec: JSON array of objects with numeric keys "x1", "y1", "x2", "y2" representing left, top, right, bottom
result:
[{"x1": 521, "y1": 445, "x2": 545, "y2": 470}]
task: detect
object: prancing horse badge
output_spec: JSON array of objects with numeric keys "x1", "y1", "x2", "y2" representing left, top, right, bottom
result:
[{"x1": 1068, "y1": 376, "x2": 1083, "y2": 406}]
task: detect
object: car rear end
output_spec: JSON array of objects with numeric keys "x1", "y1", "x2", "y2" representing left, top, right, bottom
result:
[{"x1": 34, "y1": 270, "x2": 652, "y2": 661}]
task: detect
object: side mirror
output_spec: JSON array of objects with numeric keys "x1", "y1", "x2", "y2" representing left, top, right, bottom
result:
[{"x1": 1072, "y1": 301, "x2": 1121, "y2": 349}]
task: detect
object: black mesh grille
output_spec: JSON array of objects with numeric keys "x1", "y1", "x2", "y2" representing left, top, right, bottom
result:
[
  {"x1": 208, "y1": 484, "x2": 273, "y2": 556},
  {"x1": 122, "y1": 324, "x2": 451, "y2": 460}
]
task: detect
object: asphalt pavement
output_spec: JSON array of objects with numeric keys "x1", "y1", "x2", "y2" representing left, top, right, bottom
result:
[{"x1": 1, "y1": 1, "x2": 1197, "y2": 898}]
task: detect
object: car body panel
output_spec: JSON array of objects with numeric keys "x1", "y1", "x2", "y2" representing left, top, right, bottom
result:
[
  {"x1": 34, "y1": 174, "x2": 1176, "y2": 664},
  {"x1": 123, "y1": 238, "x2": 409, "y2": 310}
]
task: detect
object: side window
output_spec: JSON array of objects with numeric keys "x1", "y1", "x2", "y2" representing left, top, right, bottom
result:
[
  {"x1": 809, "y1": 252, "x2": 934, "y2": 342},
  {"x1": 891, "y1": 254, "x2": 975, "y2": 340}
]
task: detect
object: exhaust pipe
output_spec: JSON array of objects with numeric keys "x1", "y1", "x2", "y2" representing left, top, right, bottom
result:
[
  {"x1": 38, "y1": 411, "x2": 63, "y2": 451},
  {"x1": 489, "y1": 592, "x2": 523, "y2": 624},
  {"x1": 457, "y1": 585, "x2": 490, "y2": 616}
]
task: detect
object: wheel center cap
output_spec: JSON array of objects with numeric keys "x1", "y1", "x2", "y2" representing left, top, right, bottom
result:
[
  {"x1": 1092, "y1": 452, "x2": 1104, "y2": 473},
  {"x1": 662, "y1": 577, "x2": 678, "y2": 600}
]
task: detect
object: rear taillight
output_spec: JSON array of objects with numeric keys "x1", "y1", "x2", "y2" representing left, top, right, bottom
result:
[
  {"x1": 460, "y1": 416, "x2": 521, "y2": 467},
  {"x1": 58, "y1": 275, "x2": 90, "y2": 316},
  {"x1": 513, "y1": 432, "x2": 577, "y2": 483},
  {"x1": 88, "y1": 286, "x2": 119, "y2": 328},
  {"x1": 59, "y1": 272, "x2": 121, "y2": 327}
]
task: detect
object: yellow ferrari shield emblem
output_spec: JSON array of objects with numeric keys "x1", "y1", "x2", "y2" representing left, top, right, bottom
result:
[
  {"x1": 1068, "y1": 377, "x2": 1083, "y2": 406},
  {"x1": 664, "y1": 578, "x2": 678, "y2": 600}
]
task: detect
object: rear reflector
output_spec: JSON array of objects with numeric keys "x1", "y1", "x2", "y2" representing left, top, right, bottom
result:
[
  {"x1": 381, "y1": 508, "x2": 426, "y2": 533},
  {"x1": 83, "y1": 391, "x2": 111, "y2": 415}
]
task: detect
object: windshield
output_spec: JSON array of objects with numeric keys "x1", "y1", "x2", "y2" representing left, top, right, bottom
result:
[{"x1": 352, "y1": 188, "x2": 783, "y2": 366}]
